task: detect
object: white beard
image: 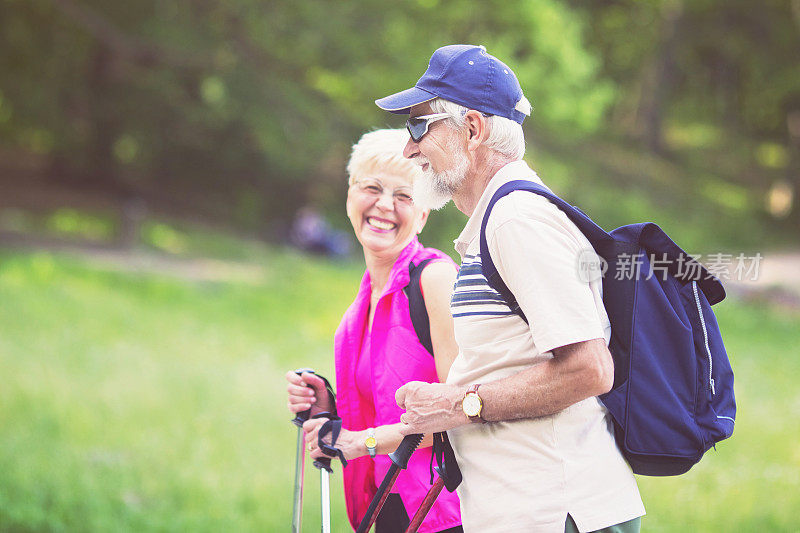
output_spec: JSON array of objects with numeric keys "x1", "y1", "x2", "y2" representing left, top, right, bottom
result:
[{"x1": 413, "y1": 144, "x2": 469, "y2": 211}]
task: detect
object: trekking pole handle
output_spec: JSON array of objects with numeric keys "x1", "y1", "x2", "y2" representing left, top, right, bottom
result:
[
  {"x1": 389, "y1": 433, "x2": 424, "y2": 470},
  {"x1": 311, "y1": 412, "x2": 334, "y2": 473},
  {"x1": 292, "y1": 368, "x2": 316, "y2": 428},
  {"x1": 313, "y1": 456, "x2": 333, "y2": 472},
  {"x1": 355, "y1": 433, "x2": 424, "y2": 533}
]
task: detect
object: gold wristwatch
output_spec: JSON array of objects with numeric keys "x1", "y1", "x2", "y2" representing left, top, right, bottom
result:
[
  {"x1": 364, "y1": 428, "x2": 377, "y2": 458},
  {"x1": 462, "y1": 384, "x2": 484, "y2": 422}
]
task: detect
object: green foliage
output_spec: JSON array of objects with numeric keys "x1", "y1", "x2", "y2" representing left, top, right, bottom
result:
[
  {"x1": 45, "y1": 208, "x2": 117, "y2": 241},
  {"x1": 573, "y1": 0, "x2": 800, "y2": 144},
  {"x1": 0, "y1": 0, "x2": 798, "y2": 244},
  {"x1": 0, "y1": 248, "x2": 799, "y2": 531},
  {"x1": 526, "y1": 133, "x2": 782, "y2": 253},
  {"x1": 0, "y1": 0, "x2": 611, "y2": 226}
]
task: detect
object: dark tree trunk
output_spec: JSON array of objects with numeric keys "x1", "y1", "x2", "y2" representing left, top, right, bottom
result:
[
  {"x1": 785, "y1": 111, "x2": 800, "y2": 230},
  {"x1": 637, "y1": 0, "x2": 684, "y2": 155},
  {"x1": 86, "y1": 43, "x2": 119, "y2": 190}
]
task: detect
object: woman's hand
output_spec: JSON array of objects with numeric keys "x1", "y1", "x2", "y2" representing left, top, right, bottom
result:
[
  {"x1": 285, "y1": 370, "x2": 334, "y2": 417},
  {"x1": 303, "y1": 418, "x2": 366, "y2": 461},
  {"x1": 303, "y1": 420, "x2": 434, "y2": 461}
]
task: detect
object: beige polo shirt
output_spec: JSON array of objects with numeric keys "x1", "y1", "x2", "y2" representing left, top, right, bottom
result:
[{"x1": 446, "y1": 160, "x2": 645, "y2": 532}]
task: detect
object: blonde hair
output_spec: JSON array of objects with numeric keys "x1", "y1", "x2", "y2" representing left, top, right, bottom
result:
[{"x1": 346, "y1": 129, "x2": 422, "y2": 185}]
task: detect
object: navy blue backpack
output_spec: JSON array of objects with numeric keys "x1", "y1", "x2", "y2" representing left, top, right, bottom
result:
[{"x1": 480, "y1": 180, "x2": 736, "y2": 476}]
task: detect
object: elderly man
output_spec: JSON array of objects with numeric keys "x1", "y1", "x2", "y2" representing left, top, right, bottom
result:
[{"x1": 375, "y1": 45, "x2": 645, "y2": 532}]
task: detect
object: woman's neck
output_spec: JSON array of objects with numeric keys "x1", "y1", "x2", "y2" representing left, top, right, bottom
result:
[{"x1": 364, "y1": 250, "x2": 399, "y2": 298}]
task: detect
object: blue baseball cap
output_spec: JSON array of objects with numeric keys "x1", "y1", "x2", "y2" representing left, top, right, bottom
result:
[{"x1": 375, "y1": 44, "x2": 530, "y2": 124}]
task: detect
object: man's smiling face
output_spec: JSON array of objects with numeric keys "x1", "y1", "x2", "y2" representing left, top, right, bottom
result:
[{"x1": 403, "y1": 103, "x2": 470, "y2": 210}]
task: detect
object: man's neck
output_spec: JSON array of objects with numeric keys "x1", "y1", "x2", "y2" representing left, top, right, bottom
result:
[{"x1": 453, "y1": 154, "x2": 517, "y2": 216}]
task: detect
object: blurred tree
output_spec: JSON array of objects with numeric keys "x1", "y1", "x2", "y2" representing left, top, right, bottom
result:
[
  {"x1": 2, "y1": 0, "x2": 797, "y2": 242},
  {"x1": 571, "y1": 0, "x2": 800, "y2": 223},
  {"x1": 0, "y1": 0, "x2": 610, "y2": 242}
]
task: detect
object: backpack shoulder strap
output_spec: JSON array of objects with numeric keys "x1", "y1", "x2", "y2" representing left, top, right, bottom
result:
[
  {"x1": 479, "y1": 180, "x2": 612, "y2": 323},
  {"x1": 403, "y1": 257, "x2": 435, "y2": 356}
]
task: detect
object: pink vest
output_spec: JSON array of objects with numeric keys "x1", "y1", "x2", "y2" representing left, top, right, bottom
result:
[{"x1": 334, "y1": 238, "x2": 462, "y2": 532}]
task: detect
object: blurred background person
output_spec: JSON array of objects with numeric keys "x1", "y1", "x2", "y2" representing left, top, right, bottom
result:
[
  {"x1": 285, "y1": 129, "x2": 463, "y2": 533},
  {"x1": 289, "y1": 205, "x2": 352, "y2": 258}
]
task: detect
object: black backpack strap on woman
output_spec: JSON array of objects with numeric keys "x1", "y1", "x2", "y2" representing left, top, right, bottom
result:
[{"x1": 402, "y1": 258, "x2": 434, "y2": 356}]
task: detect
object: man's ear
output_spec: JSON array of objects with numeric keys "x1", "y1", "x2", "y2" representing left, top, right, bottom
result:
[
  {"x1": 464, "y1": 110, "x2": 489, "y2": 152},
  {"x1": 416, "y1": 209, "x2": 430, "y2": 234}
]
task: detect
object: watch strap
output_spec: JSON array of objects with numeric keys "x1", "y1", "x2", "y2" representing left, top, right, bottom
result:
[
  {"x1": 365, "y1": 427, "x2": 377, "y2": 458},
  {"x1": 464, "y1": 383, "x2": 484, "y2": 422}
]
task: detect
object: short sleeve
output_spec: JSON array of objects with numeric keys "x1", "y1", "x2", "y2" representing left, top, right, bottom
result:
[{"x1": 487, "y1": 194, "x2": 606, "y2": 354}]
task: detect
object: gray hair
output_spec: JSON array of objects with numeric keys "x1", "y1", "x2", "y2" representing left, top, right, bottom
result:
[{"x1": 429, "y1": 98, "x2": 526, "y2": 160}]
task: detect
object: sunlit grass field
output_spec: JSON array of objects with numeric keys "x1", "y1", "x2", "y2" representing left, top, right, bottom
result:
[{"x1": 1, "y1": 248, "x2": 798, "y2": 531}]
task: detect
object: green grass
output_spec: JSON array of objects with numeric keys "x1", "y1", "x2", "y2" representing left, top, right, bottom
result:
[
  {"x1": 0, "y1": 248, "x2": 798, "y2": 531},
  {"x1": 0, "y1": 248, "x2": 359, "y2": 531}
]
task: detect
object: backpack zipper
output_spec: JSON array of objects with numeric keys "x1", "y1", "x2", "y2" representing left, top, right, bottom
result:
[{"x1": 692, "y1": 281, "x2": 715, "y2": 395}]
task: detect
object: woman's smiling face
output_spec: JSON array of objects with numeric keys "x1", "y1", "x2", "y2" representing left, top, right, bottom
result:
[{"x1": 346, "y1": 170, "x2": 427, "y2": 257}]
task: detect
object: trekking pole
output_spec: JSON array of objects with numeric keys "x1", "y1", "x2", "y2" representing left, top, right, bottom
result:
[
  {"x1": 355, "y1": 433, "x2": 424, "y2": 533},
  {"x1": 404, "y1": 432, "x2": 463, "y2": 533},
  {"x1": 290, "y1": 368, "x2": 315, "y2": 533},
  {"x1": 310, "y1": 412, "x2": 335, "y2": 533},
  {"x1": 404, "y1": 477, "x2": 445, "y2": 533},
  {"x1": 318, "y1": 458, "x2": 332, "y2": 533}
]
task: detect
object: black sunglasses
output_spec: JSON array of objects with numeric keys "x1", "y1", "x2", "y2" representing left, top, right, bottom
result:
[
  {"x1": 405, "y1": 113, "x2": 452, "y2": 143},
  {"x1": 406, "y1": 110, "x2": 493, "y2": 143}
]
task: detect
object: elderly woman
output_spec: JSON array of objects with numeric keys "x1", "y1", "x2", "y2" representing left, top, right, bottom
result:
[{"x1": 286, "y1": 129, "x2": 462, "y2": 533}]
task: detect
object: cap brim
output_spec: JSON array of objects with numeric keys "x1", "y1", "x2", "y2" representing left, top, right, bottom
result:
[{"x1": 375, "y1": 86, "x2": 437, "y2": 115}]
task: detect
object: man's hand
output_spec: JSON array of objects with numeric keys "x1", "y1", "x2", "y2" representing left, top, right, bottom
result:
[{"x1": 395, "y1": 381, "x2": 469, "y2": 435}]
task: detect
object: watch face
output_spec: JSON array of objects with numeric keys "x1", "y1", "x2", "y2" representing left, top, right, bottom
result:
[
  {"x1": 462, "y1": 394, "x2": 482, "y2": 417},
  {"x1": 365, "y1": 436, "x2": 377, "y2": 448}
]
